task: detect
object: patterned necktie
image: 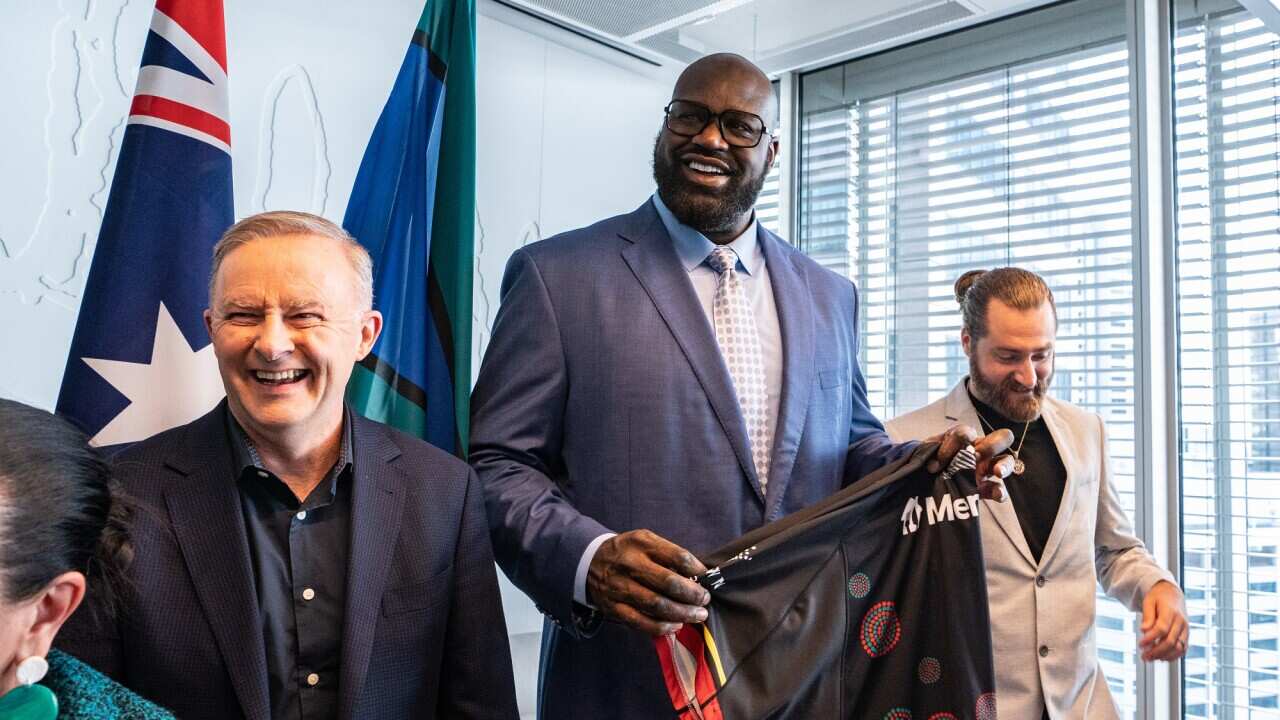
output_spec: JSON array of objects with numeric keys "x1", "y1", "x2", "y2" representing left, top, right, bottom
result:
[{"x1": 707, "y1": 246, "x2": 771, "y2": 494}]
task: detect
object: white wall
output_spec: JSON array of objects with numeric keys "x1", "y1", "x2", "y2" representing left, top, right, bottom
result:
[
  {"x1": 473, "y1": 6, "x2": 676, "y2": 715},
  {"x1": 0, "y1": 1, "x2": 677, "y2": 716}
]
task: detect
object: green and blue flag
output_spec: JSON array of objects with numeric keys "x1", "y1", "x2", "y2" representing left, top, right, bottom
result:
[{"x1": 343, "y1": 0, "x2": 476, "y2": 455}]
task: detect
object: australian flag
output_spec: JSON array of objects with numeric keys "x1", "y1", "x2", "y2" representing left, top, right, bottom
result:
[
  {"x1": 343, "y1": 0, "x2": 476, "y2": 455},
  {"x1": 57, "y1": 0, "x2": 231, "y2": 447}
]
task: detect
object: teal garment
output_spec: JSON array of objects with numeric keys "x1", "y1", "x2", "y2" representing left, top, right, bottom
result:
[{"x1": 40, "y1": 650, "x2": 174, "y2": 720}]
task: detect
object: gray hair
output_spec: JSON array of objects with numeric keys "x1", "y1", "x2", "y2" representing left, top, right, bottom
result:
[
  {"x1": 209, "y1": 210, "x2": 373, "y2": 310},
  {"x1": 954, "y1": 267, "x2": 1057, "y2": 340}
]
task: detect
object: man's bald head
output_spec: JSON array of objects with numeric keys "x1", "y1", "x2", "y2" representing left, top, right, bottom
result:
[
  {"x1": 673, "y1": 53, "x2": 778, "y2": 127},
  {"x1": 653, "y1": 53, "x2": 779, "y2": 242}
]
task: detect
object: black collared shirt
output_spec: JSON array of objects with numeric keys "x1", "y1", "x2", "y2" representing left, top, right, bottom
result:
[
  {"x1": 228, "y1": 409, "x2": 354, "y2": 720},
  {"x1": 968, "y1": 388, "x2": 1066, "y2": 564}
]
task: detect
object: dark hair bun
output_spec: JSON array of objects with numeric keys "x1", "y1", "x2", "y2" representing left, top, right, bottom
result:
[
  {"x1": 955, "y1": 269, "x2": 987, "y2": 305},
  {"x1": 89, "y1": 483, "x2": 135, "y2": 616}
]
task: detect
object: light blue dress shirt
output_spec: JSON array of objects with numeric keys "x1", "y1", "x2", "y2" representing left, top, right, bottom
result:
[{"x1": 572, "y1": 193, "x2": 784, "y2": 607}]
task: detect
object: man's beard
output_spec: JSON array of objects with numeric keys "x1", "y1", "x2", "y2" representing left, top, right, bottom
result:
[
  {"x1": 968, "y1": 356, "x2": 1052, "y2": 423},
  {"x1": 652, "y1": 133, "x2": 767, "y2": 236}
]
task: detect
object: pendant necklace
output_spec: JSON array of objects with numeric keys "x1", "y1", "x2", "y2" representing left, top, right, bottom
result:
[{"x1": 974, "y1": 408, "x2": 1030, "y2": 476}]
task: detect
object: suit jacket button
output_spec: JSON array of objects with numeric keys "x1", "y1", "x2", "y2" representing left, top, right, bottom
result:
[
  {"x1": 1039, "y1": 645, "x2": 1050, "y2": 658},
  {"x1": 1036, "y1": 575, "x2": 1046, "y2": 587}
]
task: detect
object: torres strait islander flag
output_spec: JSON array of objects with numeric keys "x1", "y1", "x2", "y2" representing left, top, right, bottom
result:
[
  {"x1": 343, "y1": 0, "x2": 476, "y2": 455},
  {"x1": 56, "y1": 0, "x2": 231, "y2": 447}
]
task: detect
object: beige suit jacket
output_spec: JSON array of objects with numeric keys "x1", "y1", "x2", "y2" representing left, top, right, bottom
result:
[{"x1": 886, "y1": 379, "x2": 1175, "y2": 719}]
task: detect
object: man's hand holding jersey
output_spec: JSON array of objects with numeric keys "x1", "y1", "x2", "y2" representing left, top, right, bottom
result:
[{"x1": 589, "y1": 425, "x2": 1017, "y2": 636}]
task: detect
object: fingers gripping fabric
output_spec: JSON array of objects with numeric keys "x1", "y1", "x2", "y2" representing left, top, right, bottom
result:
[{"x1": 654, "y1": 443, "x2": 996, "y2": 719}]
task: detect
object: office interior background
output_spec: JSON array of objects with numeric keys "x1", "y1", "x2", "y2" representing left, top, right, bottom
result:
[{"x1": 2, "y1": 0, "x2": 1278, "y2": 716}]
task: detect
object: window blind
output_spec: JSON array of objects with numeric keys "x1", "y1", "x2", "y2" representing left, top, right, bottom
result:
[
  {"x1": 795, "y1": 0, "x2": 1144, "y2": 714},
  {"x1": 757, "y1": 80, "x2": 783, "y2": 235},
  {"x1": 756, "y1": 155, "x2": 783, "y2": 235},
  {"x1": 1174, "y1": 3, "x2": 1280, "y2": 715}
]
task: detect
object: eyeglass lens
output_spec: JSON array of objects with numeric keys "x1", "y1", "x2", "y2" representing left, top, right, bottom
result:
[{"x1": 665, "y1": 101, "x2": 765, "y2": 147}]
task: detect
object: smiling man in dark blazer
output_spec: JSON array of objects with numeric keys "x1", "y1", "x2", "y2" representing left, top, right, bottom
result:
[
  {"x1": 58, "y1": 211, "x2": 517, "y2": 720},
  {"x1": 470, "y1": 54, "x2": 1009, "y2": 718}
]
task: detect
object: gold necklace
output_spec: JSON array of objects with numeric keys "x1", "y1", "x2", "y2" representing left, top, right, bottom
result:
[{"x1": 973, "y1": 407, "x2": 1030, "y2": 476}]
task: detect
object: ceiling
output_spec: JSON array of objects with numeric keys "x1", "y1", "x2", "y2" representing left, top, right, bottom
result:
[{"x1": 494, "y1": 0, "x2": 1059, "y2": 74}]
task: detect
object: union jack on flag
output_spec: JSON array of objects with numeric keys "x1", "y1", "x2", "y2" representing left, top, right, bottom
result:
[
  {"x1": 57, "y1": 0, "x2": 233, "y2": 447},
  {"x1": 130, "y1": 1, "x2": 230, "y2": 153}
]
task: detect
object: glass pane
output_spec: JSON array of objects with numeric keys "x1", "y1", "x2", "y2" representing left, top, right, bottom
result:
[
  {"x1": 756, "y1": 80, "x2": 784, "y2": 234},
  {"x1": 1173, "y1": 1, "x2": 1280, "y2": 716},
  {"x1": 797, "y1": 1, "x2": 1142, "y2": 715}
]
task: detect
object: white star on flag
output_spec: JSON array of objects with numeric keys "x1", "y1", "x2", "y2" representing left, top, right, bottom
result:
[{"x1": 83, "y1": 302, "x2": 225, "y2": 446}]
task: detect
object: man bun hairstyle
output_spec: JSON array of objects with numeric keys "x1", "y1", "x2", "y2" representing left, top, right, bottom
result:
[
  {"x1": 955, "y1": 267, "x2": 1057, "y2": 340},
  {"x1": 0, "y1": 399, "x2": 133, "y2": 616}
]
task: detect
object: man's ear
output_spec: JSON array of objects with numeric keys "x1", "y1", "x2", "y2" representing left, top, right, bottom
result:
[
  {"x1": 15, "y1": 571, "x2": 86, "y2": 662},
  {"x1": 356, "y1": 310, "x2": 383, "y2": 360},
  {"x1": 961, "y1": 328, "x2": 973, "y2": 358},
  {"x1": 765, "y1": 137, "x2": 779, "y2": 172}
]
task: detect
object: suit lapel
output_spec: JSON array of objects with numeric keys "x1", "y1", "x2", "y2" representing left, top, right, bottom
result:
[
  {"x1": 1032, "y1": 399, "x2": 1077, "y2": 570},
  {"x1": 944, "y1": 382, "x2": 1037, "y2": 567},
  {"x1": 161, "y1": 403, "x2": 272, "y2": 720},
  {"x1": 618, "y1": 201, "x2": 762, "y2": 502},
  {"x1": 337, "y1": 416, "x2": 406, "y2": 720},
  {"x1": 759, "y1": 230, "x2": 814, "y2": 522}
]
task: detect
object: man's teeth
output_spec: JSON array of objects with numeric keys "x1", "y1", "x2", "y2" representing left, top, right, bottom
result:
[
  {"x1": 255, "y1": 369, "x2": 306, "y2": 382},
  {"x1": 687, "y1": 160, "x2": 727, "y2": 175}
]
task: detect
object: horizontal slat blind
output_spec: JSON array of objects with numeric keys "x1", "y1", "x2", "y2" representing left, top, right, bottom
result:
[
  {"x1": 796, "y1": 3, "x2": 1141, "y2": 713},
  {"x1": 1174, "y1": 4, "x2": 1280, "y2": 716},
  {"x1": 756, "y1": 162, "x2": 782, "y2": 234},
  {"x1": 756, "y1": 80, "x2": 783, "y2": 235}
]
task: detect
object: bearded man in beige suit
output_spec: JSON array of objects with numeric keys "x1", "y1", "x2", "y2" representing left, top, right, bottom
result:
[{"x1": 886, "y1": 267, "x2": 1187, "y2": 719}]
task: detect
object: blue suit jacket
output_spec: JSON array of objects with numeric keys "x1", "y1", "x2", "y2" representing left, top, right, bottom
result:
[
  {"x1": 58, "y1": 401, "x2": 518, "y2": 720},
  {"x1": 470, "y1": 200, "x2": 908, "y2": 718}
]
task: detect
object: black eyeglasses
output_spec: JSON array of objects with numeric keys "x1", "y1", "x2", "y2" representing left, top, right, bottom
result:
[{"x1": 663, "y1": 99, "x2": 775, "y2": 148}]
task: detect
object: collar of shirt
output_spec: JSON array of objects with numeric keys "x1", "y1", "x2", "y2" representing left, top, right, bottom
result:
[
  {"x1": 226, "y1": 406, "x2": 354, "y2": 508},
  {"x1": 651, "y1": 192, "x2": 763, "y2": 277}
]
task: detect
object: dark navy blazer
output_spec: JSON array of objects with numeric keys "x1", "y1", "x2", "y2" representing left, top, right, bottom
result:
[
  {"x1": 58, "y1": 401, "x2": 518, "y2": 720},
  {"x1": 470, "y1": 199, "x2": 909, "y2": 719}
]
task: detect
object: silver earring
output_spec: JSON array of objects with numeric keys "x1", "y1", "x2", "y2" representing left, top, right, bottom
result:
[{"x1": 15, "y1": 656, "x2": 48, "y2": 686}]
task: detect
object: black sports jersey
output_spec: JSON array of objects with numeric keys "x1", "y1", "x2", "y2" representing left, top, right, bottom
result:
[{"x1": 654, "y1": 442, "x2": 997, "y2": 720}]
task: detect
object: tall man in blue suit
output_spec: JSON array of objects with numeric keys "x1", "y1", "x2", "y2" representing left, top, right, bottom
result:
[
  {"x1": 470, "y1": 54, "x2": 1011, "y2": 718},
  {"x1": 59, "y1": 211, "x2": 518, "y2": 720}
]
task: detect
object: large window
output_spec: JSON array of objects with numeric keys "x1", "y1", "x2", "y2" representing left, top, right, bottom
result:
[
  {"x1": 794, "y1": 0, "x2": 1145, "y2": 714},
  {"x1": 765, "y1": 0, "x2": 1280, "y2": 714},
  {"x1": 1174, "y1": 0, "x2": 1280, "y2": 715}
]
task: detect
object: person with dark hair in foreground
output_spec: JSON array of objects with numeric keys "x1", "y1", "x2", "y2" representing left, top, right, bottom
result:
[
  {"x1": 58, "y1": 210, "x2": 518, "y2": 720},
  {"x1": 470, "y1": 52, "x2": 1013, "y2": 718},
  {"x1": 887, "y1": 267, "x2": 1187, "y2": 719},
  {"x1": 0, "y1": 398, "x2": 173, "y2": 720}
]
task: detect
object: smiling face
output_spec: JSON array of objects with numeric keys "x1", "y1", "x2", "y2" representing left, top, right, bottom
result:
[
  {"x1": 652, "y1": 54, "x2": 778, "y2": 239},
  {"x1": 204, "y1": 233, "x2": 381, "y2": 445},
  {"x1": 964, "y1": 298, "x2": 1057, "y2": 422}
]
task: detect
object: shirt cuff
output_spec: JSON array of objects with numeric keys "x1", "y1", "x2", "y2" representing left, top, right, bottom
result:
[{"x1": 573, "y1": 533, "x2": 616, "y2": 608}]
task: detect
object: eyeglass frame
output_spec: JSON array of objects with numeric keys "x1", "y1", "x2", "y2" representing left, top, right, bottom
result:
[{"x1": 662, "y1": 99, "x2": 779, "y2": 149}]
